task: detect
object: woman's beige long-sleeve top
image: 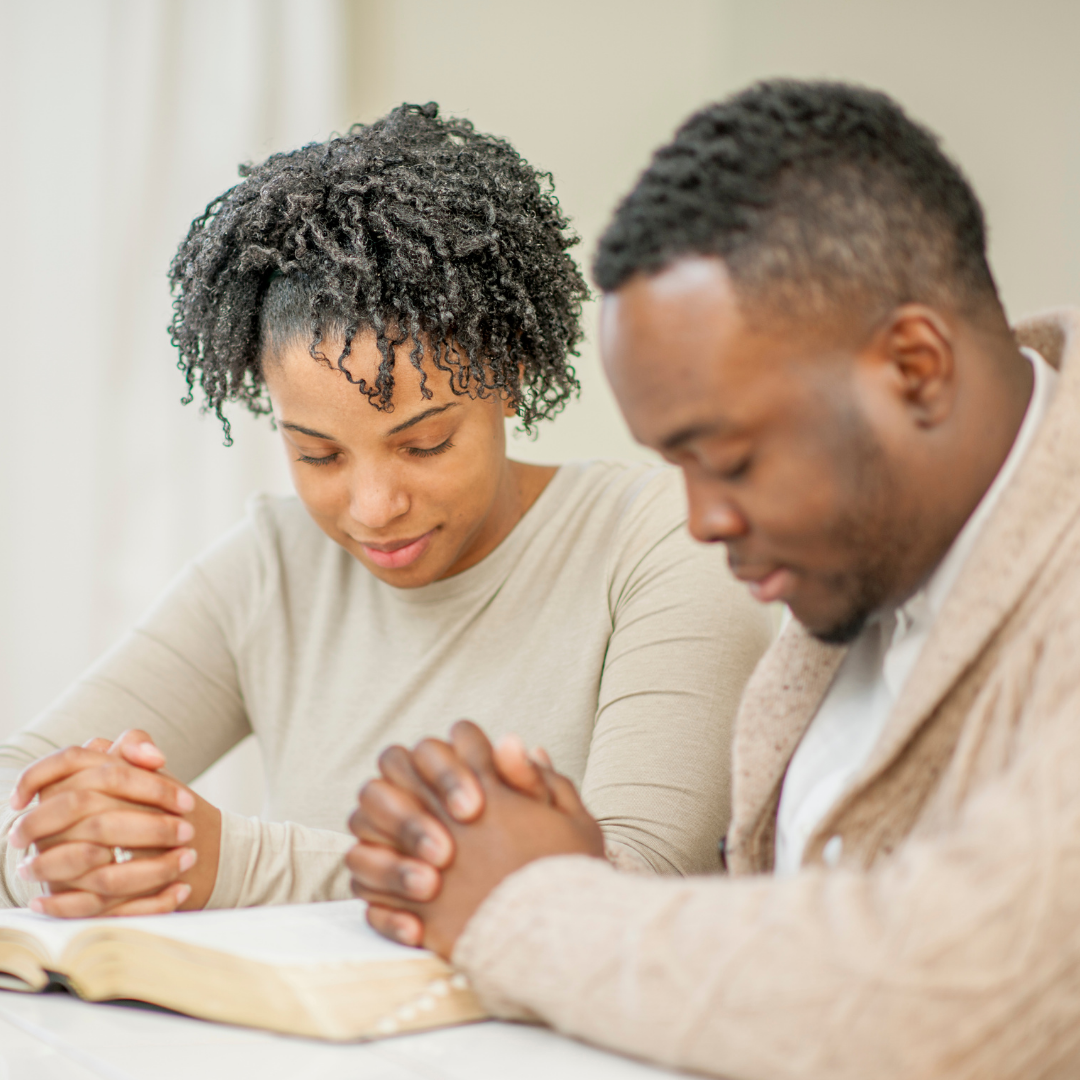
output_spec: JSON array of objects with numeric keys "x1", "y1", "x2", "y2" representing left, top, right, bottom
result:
[
  {"x1": 0, "y1": 460, "x2": 772, "y2": 909},
  {"x1": 451, "y1": 313, "x2": 1080, "y2": 1080}
]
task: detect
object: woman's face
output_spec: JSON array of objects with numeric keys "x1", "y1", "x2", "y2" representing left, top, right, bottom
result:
[{"x1": 263, "y1": 333, "x2": 520, "y2": 588}]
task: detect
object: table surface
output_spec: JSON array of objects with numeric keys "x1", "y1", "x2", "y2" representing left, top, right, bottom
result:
[{"x1": 0, "y1": 988, "x2": 683, "y2": 1080}]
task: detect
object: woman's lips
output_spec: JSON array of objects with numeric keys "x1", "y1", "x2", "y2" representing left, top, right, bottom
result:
[
  {"x1": 745, "y1": 567, "x2": 797, "y2": 603},
  {"x1": 358, "y1": 530, "x2": 435, "y2": 570}
]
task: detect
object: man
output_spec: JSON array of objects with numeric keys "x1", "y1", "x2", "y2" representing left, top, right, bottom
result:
[{"x1": 346, "y1": 80, "x2": 1080, "y2": 1079}]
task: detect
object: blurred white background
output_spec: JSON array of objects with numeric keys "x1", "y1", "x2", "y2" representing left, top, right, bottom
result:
[{"x1": 1, "y1": 0, "x2": 1078, "y2": 815}]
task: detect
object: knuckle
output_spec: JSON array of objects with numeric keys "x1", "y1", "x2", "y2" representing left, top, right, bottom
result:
[
  {"x1": 399, "y1": 813, "x2": 431, "y2": 852},
  {"x1": 70, "y1": 788, "x2": 96, "y2": 815},
  {"x1": 84, "y1": 815, "x2": 109, "y2": 843},
  {"x1": 432, "y1": 765, "x2": 462, "y2": 795},
  {"x1": 414, "y1": 738, "x2": 443, "y2": 761},
  {"x1": 377, "y1": 745, "x2": 407, "y2": 773},
  {"x1": 358, "y1": 778, "x2": 390, "y2": 811}
]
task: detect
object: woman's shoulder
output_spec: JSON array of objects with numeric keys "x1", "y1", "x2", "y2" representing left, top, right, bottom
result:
[
  {"x1": 550, "y1": 459, "x2": 687, "y2": 539},
  {"x1": 192, "y1": 493, "x2": 341, "y2": 598}
]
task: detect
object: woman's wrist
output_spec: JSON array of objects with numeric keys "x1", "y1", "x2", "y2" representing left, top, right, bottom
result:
[{"x1": 177, "y1": 792, "x2": 221, "y2": 910}]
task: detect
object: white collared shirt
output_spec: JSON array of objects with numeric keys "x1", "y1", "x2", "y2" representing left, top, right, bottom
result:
[{"x1": 774, "y1": 348, "x2": 1059, "y2": 876}]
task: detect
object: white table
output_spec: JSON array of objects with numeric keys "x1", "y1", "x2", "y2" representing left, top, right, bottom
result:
[{"x1": 0, "y1": 988, "x2": 683, "y2": 1080}]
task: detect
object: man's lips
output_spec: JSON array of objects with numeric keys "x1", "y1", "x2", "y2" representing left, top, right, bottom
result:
[
  {"x1": 736, "y1": 566, "x2": 798, "y2": 603},
  {"x1": 356, "y1": 530, "x2": 435, "y2": 570}
]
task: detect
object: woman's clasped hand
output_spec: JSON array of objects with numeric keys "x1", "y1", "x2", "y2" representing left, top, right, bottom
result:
[{"x1": 8, "y1": 729, "x2": 220, "y2": 917}]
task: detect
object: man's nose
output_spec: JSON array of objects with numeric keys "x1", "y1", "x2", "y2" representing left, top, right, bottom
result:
[
  {"x1": 685, "y1": 480, "x2": 748, "y2": 545},
  {"x1": 348, "y1": 466, "x2": 409, "y2": 530}
]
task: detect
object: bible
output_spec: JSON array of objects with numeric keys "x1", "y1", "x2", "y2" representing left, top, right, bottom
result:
[{"x1": 0, "y1": 899, "x2": 487, "y2": 1040}]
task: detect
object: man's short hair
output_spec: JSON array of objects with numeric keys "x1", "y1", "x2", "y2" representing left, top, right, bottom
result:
[{"x1": 593, "y1": 80, "x2": 1000, "y2": 325}]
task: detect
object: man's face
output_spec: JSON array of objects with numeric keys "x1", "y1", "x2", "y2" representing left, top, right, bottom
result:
[{"x1": 601, "y1": 256, "x2": 920, "y2": 643}]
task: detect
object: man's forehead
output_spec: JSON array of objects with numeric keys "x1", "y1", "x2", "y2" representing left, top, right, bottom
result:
[{"x1": 599, "y1": 257, "x2": 750, "y2": 439}]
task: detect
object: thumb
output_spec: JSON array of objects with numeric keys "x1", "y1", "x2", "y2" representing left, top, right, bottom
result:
[
  {"x1": 493, "y1": 735, "x2": 552, "y2": 804},
  {"x1": 537, "y1": 766, "x2": 591, "y2": 821},
  {"x1": 109, "y1": 730, "x2": 166, "y2": 771}
]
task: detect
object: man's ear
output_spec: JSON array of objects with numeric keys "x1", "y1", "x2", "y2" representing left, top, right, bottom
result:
[{"x1": 870, "y1": 304, "x2": 957, "y2": 428}]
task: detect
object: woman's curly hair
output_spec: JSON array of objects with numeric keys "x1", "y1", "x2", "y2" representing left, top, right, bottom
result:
[{"x1": 168, "y1": 102, "x2": 588, "y2": 443}]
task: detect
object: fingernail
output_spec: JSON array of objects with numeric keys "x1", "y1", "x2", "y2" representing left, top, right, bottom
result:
[
  {"x1": 176, "y1": 790, "x2": 196, "y2": 813},
  {"x1": 8, "y1": 794, "x2": 24, "y2": 811},
  {"x1": 393, "y1": 917, "x2": 420, "y2": 947},
  {"x1": 177, "y1": 821, "x2": 195, "y2": 843},
  {"x1": 178, "y1": 848, "x2": 197, "y2": 872},
  {"x1": 139, "y1": 742, "x2": 165, "y2": 762},
  {"x1": 418, "y1": 835, "x2": 448, "y2": 865},
  {"x1": 447, "y1": 788, "x2": 477, "y2": 820},
  {"x1": 16, "y1": 858, "x2": 34, "y2": 881},
  {"x1": 403, "y1": 867, "x2": 435, "y2": 899},
  {"x1": 175, "y1": 883, "x2": 192, "y2": 904},
  {"x1": 29, "y1": 898, "x2": 44, "y2": 914}
]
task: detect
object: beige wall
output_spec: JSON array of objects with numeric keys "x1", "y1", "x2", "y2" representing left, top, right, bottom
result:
[
  {"x1": 344, "y1": 0, "x2": 731, "y2": 465},
  {"x1": 344, "y1": 0, "x2": 1080, "y2": 465}
]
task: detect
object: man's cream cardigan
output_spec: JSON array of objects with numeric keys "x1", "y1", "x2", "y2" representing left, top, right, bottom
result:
[{"x1": 452, "y1": 310, "x2": 1080, "y2": 1080}]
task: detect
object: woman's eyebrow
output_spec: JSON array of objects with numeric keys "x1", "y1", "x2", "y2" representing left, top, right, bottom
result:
[
  {"x1": 280, "y1": 421, "x2": 336, "y2": 440},
  {"x1": 386, "y1": 403, "x2": 458, "y2": 436}
]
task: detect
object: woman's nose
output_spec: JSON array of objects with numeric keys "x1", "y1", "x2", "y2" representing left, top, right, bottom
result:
[{"x1": 347, "y1": 466, "x2": 410, "y2": 530}]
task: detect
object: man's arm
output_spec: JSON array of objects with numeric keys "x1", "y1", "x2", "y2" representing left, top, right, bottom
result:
[{"x1": 349, "y1": 708, "x2": 1080, "y2": 1080}]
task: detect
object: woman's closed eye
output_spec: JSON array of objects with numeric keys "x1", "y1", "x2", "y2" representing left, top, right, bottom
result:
[
  {"x1": 406, "y1": 438, "x2": 454, "y2": 459},
  {"x1": 296, "y1": 451, "x2": 341, "y2": 466}
]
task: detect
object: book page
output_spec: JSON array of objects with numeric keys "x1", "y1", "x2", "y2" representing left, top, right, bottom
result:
[
  {"x1": 113, "y1": 900, "x2": 420, "y2": 966},
  {"x1": 0, "y1": 900, "x2": 421, "y2": 969},
  {"x1": 0, "y1": 909, "x2": 92, "y2": 965}
]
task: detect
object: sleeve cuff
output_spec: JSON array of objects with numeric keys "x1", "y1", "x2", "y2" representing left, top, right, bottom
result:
[{"x1": 207, "y1": 809, "x2": 357, "y2": 909}]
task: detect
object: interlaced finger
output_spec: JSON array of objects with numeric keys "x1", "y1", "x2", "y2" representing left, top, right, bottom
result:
[
  {"x1": 364, "y1": 902, "x2": 424, "y2": 948},
  {"x1": 412, "y1": 738, "x2": 485, "y2": 822},
  {"x1": 40, "y1": 809, "x2": 193, "y2": 852},
  {"x1": 11, "y1": 746, "x2": 116, "y2": 811},
  {"x1": 34, "y1": 761, "x2": 194, "y2": 815},
  {"x1": 353, "y1": 778, "x2": 452, "y2": 867},
  {"x1": 344, "y1": 840, "x2": 440, "y2": 900},
  {"x1": 17, "y1": 841, "x2": 115, "y2": 885},
  {"x1": 65, "y1": 845, "x2": 197, "y2": 898},
  {"x1": 30, "y1": 880, "x2": 190, "y2": 919},
  {"x1": 10, "y1": 789, "x2": 129, "y2": 850}
]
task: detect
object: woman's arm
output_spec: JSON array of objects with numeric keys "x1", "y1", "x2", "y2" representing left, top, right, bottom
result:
[
  {"x1": 0, "y1": 558, "x2": 252, "y2": 910},
  {"x1": 0, "y1": 509, "x2": 374, "y2": 912},
  {"x1": 583, "y1": 496, "x2": 774, "y2": 875}
]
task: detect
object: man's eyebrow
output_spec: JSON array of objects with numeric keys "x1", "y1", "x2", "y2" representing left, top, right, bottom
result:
[
  {"x1": 280, "y1": 421, "x2": 337, "y2": 440},
  {"x1": 661, "y1": 419, "x2": 731, "y2": 452},
  {"x1": 386, "y1": 403, "x2": 458, "y2": 436}
]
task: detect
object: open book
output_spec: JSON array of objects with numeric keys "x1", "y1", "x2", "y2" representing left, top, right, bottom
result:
[{"x1": 0, "y1": 899, "x2": 487, "y2": 1040}]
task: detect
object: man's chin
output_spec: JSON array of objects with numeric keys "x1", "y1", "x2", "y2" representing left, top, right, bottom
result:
[
  {"x1": 807, "y1": 613, "x2": 871, "y2": 646},
  {"x1": 791, "y1": 599, "x2": 874, "y2": 646}
]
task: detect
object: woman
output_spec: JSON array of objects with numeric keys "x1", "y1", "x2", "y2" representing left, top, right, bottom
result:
[{"x1": 0, "y1": 104, "x2": 771, "y2": 917}]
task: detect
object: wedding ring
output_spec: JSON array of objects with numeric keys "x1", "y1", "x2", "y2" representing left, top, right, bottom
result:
[{"x1": 112, "y1": 846, "x2": 134, "y2": 864}]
